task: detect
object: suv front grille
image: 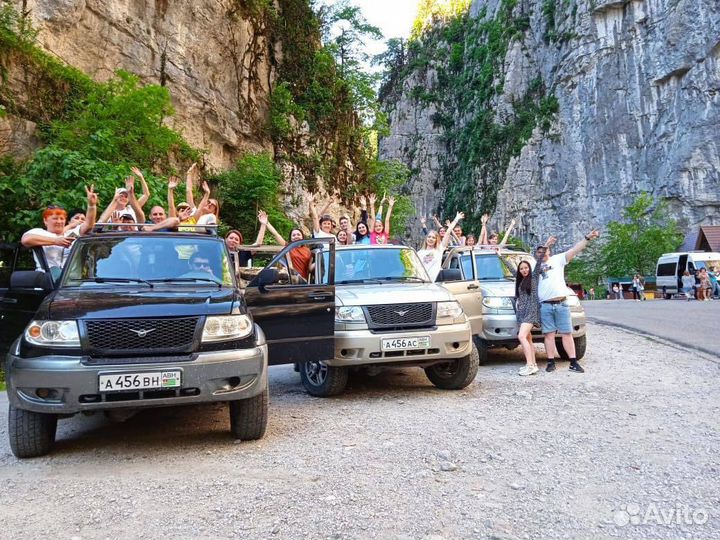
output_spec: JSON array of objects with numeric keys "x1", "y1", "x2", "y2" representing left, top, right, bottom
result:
[
  {"x1": 84, "y1": 317, "x2": 200, "y2": 356},
  {"x1": 365, "y1": 303, "x2": 435, "y2": 330}
]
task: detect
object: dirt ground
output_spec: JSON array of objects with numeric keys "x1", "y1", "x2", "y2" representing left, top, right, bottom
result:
[{"x1": 1, "y1": 323, "x2": 718, "y2": 540}]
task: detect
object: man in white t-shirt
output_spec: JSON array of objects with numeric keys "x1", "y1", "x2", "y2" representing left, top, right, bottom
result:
[
  {"x1": 21, "y1": 186, "x2": 98, "y2": 276},
  {"x1": 537, "y1": 229, "x2": 600, "y2": 373}
]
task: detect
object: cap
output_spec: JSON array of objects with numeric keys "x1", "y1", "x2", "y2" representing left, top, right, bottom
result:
[
  {"x1": 119, "y1": 212, "x2": 135, "y2": 222},
  {"x1": 177, "y1": 201, "x2": 191, "y2": 209},
  {"x1": 115, "y1": 187, "x2": 129, "y2": 195}
]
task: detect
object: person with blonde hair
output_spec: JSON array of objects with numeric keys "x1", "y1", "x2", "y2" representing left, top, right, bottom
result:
[{"x1": 416, "y1": 211, "x2": 464, "y2": 281}]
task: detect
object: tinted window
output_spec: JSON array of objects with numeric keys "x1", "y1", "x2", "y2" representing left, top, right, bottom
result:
[
  {"x1": 62, "y1": 236, "x2": 233, "y2": 286},
  {"x1": 0, "y1": 246, "x2": 14, "y2": 288},
  {"x1": 657, "y1": 262, "x2": 676, "y2": 276}
]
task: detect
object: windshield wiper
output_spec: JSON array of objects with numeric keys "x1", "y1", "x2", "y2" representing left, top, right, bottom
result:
[
  {"x1": 86, "y1": 277, "x2": 154, "y2": 287},
  {"x1": 337, "y1": 278, "x2": 384, "y2": 285},
  {"x1": 380, "y1": 276, "x2": 427, "y2": 283},
  {"x1": 148, "y1": 277, "x2": 222, "y2": 287}
]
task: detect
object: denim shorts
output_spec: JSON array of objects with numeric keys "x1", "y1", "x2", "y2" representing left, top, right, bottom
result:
[{"x1": 540, "y1": 301, "x2": 572, "y2": 334}]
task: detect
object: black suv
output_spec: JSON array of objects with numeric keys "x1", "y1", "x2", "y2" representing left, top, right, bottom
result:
[{"x1": 0, "y1": 233, "x2": 335, "y2": 458}]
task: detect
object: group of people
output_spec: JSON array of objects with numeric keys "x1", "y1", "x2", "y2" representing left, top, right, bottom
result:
[
  {"x1": 513, "y1": 230, "x2": 601, "y2": 376},
  {"x1": 681, "y1": 267, "x2": 718, "y2": 300}
]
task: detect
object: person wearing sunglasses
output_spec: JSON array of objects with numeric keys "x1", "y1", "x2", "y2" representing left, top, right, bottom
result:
[{"x1": 21, "y1": 186, "x2": 98, "y2": 274}]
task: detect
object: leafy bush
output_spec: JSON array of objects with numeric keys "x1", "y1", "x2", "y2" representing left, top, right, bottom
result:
[{"x1": 212, "y1": 153, "x2": 295, "y2": 242}]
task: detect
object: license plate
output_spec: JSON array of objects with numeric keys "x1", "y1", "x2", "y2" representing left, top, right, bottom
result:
[
  {"x1": 99, "y1": 371, "x2": 181, "y2": 392},
  {"x1": 381, "y1": 336, "x2": 431, "y2": 351}
]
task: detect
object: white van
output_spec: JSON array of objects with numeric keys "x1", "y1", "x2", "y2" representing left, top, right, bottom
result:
[{"x1": 656, "y1": 252, "x2": 720, "y2": 298}]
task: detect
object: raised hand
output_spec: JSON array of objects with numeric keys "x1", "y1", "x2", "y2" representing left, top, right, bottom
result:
[
  {"x1": 130, "y1": 166, "x2": 144, "y2": 180},
  {"x1": 455, "y1": 211, "x2": 465, "y2": 222},
  {"x1": 186, "y1": 163, "x2": 198, "y2": 179},
  {"x1": 359, "y1": 195, "x2": 366, "y2": 207},
  {"x1": 388, "y1": 196, "x2": 395, "y2": 207},
  {"x1": 509, "y1": 218, "x2": 516, "y2": 226},
  {"x1": 125, "y1": 176, "x2": 135, "y2": 193},
  {"x1": 111, "y1": 210, "x2": 122, "y2": 222},
  {"x1": 168, "y1": 176, "x2": 180, "y2": 190},
  {"x1": 586, "y1": 229, "x2": 600, "y2": 240},
  {"x1": 178, "y1": 206, "x2": 193, "y2": 221},
  {"x1": 545, "y1": 235, "x2": 557, "y2": 247},
  {"x1": 481, "y1": 213, "x2": 489, "y2": 224},
  {"x1": 420, "y1": 216, "x2": 427, "y2": 225},
  {"x1": 258, "y1": 210, "x2": 268, "y2": 225},
  {"x1": 368, "y1": 193, "x2": 377, "y2": 205},
  {"x1": 85, "y1": 184, "x2": 98, "y2": 205},
  {"x1": 201, "y1": 180, "x2": 210, "y2": 194}
]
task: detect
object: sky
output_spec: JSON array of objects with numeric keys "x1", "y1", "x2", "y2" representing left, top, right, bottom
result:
[{"x1": 335, "y1": 0, "x2": 420, "y2": 59}]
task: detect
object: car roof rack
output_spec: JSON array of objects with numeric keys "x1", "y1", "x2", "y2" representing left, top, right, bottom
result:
[{"x1": 90, "y1": 223, "x2": 218, "y2": 235}]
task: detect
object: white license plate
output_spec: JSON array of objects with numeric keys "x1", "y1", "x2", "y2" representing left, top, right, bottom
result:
[
  {"x1": 381, "y1": 336, "x2": 431, "y2": 351},
  {"x1": 99, "y1": 371, "x2": 181, "y2": 392}
]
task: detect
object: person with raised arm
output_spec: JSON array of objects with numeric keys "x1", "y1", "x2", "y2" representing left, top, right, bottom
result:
[
  {"x1": 370, "y1": 196, "x2": 395, "y2": 245},
  {"x1": 499, "y1": 218, "x2": 516, "y2": 246},
  {"x1": 538, "y1": 229, "x2": 600, "y2": 373},
  {"x1": 256, "y1": 210, "x2": 313, "y2": 280},
  {"x1": 309, "y1": 194, "x2": 335, "y2": 239},
  {"x1": 416, "y1": 211, "x2": 464, "y2": 281},
  {"x1": 130, "y1": 166, "x2": 151, "y2": 209},
  {"x1": 21, "y1": 185, "x2": 98, "y2": 274}
]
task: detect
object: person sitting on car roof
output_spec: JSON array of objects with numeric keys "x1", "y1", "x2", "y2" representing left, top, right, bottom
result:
[{"x1": 21, "y1": 185, "x2": 98, "y2": 275}]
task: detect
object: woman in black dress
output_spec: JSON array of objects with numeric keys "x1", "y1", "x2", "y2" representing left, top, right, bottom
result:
[{"x1": 515, "y1": 242, "x2": 550, "y2": 376}]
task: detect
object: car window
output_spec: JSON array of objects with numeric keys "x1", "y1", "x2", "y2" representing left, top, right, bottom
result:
[
  {"x1": 656, "y1": 262, "x2": 676, "y2": 276},
  {"x1": 15, "y1": 248, "x2": 38, "y2": 272},
  {"x1": 329, "y1": 247, "x2": 430, "y2": 284},
  {"x1": 62, "y1": 236, "x2": 234, "y2": 286},
  {"x1": 474, "y1": 253, "x2": 515, "y2": 280}
]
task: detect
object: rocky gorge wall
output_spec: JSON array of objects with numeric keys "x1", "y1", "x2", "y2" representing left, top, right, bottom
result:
[
  {"x1": 4, "y1": 0, "x2": 276, "y2": 170},
  {"x1": 380, "y1": 0, "x2": 720, "y2": 247}
]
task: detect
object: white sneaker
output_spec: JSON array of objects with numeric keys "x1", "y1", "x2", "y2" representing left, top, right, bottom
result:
[
  {"x1": 528, "y1": 365, "x2": 539, "y2": 375},
  {"x1": 519, "y1": 366, "x2": 538, "y2": 376}
]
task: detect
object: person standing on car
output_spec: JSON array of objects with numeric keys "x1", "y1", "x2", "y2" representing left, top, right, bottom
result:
[
  {"x1": 514, "y1": 239, "x2": 552, "y2": 376},
  {"x1": 538, "y1": 230, "x2": 600, "y2": 373}
]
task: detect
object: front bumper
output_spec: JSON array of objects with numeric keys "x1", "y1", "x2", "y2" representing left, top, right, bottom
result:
[
  {"x1": 479, "y1": 311, "x2": 586, "y2": 344},
  {"x1": 6, "y1": 344, "x2": 268, "y2": 415},
  {"x1": 328, "y1": 321, "x2": 473, "y2": 367}
]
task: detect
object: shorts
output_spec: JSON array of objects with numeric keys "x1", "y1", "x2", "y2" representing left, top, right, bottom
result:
[{"x1": 540, "y1": 301, "x2": 572, "y2": 334}]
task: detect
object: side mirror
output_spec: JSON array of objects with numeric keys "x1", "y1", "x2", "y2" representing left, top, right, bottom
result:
[
  {"x1": 436, "y1": 268, "x2": 462, "y2": 283},
  {"x1": 256, "y1": 267, "x2": 280, "y2": 289},
  {"x1": 10, "y1": 270, "x2": 54, "y2": 292}
]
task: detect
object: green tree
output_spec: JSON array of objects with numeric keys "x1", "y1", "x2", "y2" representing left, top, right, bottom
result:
[{"x1": 212, "y1": 153, "x2": 294, "y2": 242}]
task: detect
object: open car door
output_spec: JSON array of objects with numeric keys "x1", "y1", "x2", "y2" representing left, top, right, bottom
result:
[
  {"x1": 437, "y1": 247, "x2": 483, "y2": 336},
  {"x1": 243, "y1": 239, "x2": 335, "y2": 366}
]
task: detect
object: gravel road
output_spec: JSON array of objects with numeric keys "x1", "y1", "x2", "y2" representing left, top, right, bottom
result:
[{"x1": 1, "y1": 323, "x2": 718, "y2": 540}]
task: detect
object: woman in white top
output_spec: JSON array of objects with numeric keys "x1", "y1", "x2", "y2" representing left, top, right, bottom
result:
[
  {"x1": 309, "y1": 194, "x2": 336, "y2": 239},
  {"x1": 417, "y1": 211, "x2": 464, "y2": 282}
]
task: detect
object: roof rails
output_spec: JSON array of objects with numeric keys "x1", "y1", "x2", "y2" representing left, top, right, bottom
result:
[{"x1": 91, "y1": 223, "x2": 218, "y2": 235}]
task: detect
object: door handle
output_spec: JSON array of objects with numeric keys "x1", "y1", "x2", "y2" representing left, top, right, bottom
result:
[
  {"x1": 0, "y1": 298, "x2": 17, "y2": 304},
  {"x1": 308, "y1": 292, "x2": 330, "y2": 301},
  {"x1": 467, "y1": 283, "x2": 479, "y2": 290}
]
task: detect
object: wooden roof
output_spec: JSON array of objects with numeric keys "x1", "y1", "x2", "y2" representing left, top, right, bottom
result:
[{"x1": 695, "y1": 226, "x2": 720, "y2": 252}]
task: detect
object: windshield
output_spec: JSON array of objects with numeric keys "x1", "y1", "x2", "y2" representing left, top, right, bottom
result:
[
  {"x1": 62, "y1": 236, "x2": 234, "y2": 287},
  {"x1": 329, "y1": 247, "x2": 430, "y2": 284},
  {"x1": 500, "y1": 252, "x2": 537, "y2": 273},
  {"x1": 692, "y1": 259, "x2": 720, "y2": 271},
  {"x1": 461, "y1": 253, "x2": 517, "y2": 280}
]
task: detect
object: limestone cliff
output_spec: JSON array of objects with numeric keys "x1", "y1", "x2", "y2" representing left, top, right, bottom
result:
[
  {"x1": 9, "y1": 0, "x2": 275, "y2": 169},
  {"x1": 379, "y1": 0, "x2": 720, "y2": 246}
]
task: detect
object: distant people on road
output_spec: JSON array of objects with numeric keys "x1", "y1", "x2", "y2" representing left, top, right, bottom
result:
[
  {"x1": 632, "y1": 275, "x2": 641, "y2": 301},
  {"x1": 612, "y1": 283, "x2": 622, "y2": 300},
  {"x1": 698, "y1": 268, "x2": 712, "y2": 301},
  {"x1": 537, "y1": 229, "x2": 600, "y2": 373},
  {"x1": 589, "y1": 287, "x2": 596, "y2": 300},
  {"x1": 681, "y1": 271, "x2": 695, "y2": 300},
  {"x1": 708, "y1": 266, "x2": 720, "y2": 298}
]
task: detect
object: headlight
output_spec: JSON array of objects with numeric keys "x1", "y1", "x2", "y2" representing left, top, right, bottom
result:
[
  {"x1": 482, "y1": 296, "x2": 515, "y2": 310},
  {"x1": 202, "y1": 315, "x2": 253, "y2": 342},
  {"x1": 25, "y1": 320, "x2": 80, "y2": 347},
  {"x1": 437, "y1": 301, "x2": 463, "y2": 319},
  {"x1": 335, "y1": 306, "x2": 365, "y2": 322}
]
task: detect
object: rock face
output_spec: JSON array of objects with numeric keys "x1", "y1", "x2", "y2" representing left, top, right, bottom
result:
[
  {"x1": 19, "y1": 0, "x2": 275, "y2": 170},
  {"x1": 380, "y1": 0, "x2": 720, "y2": 247}
]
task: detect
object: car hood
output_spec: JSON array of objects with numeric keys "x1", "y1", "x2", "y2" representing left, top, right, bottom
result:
[
  {"x1": 479, "y1": 280, "x2": 516, "y2": 297},
  {"x1": 336, "y1": 282, "x2": 453, "y2": 306},
  {"x1": 40, "y1": 287, "x2": 240, "y2": 319}
]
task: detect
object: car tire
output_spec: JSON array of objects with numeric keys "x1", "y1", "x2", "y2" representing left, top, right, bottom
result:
[
  {"x1": 472, "y1": 336, "x2": 490, "y2": 365},
  {"x1": 229, "y1": 385, "x2": 268, "y2": 441},
  {"x1": 555, "y1": 335, "x2": 587, "y2": 361},
  {"x1": 425, "y1": 343, "x2": 480, "y2": 390},
  {"x1": 8, "y1": 405, "x2": 57, "y2": 458},
  {"x1": 299, "y1": 361, "x2": 348, "y2": 397}
]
